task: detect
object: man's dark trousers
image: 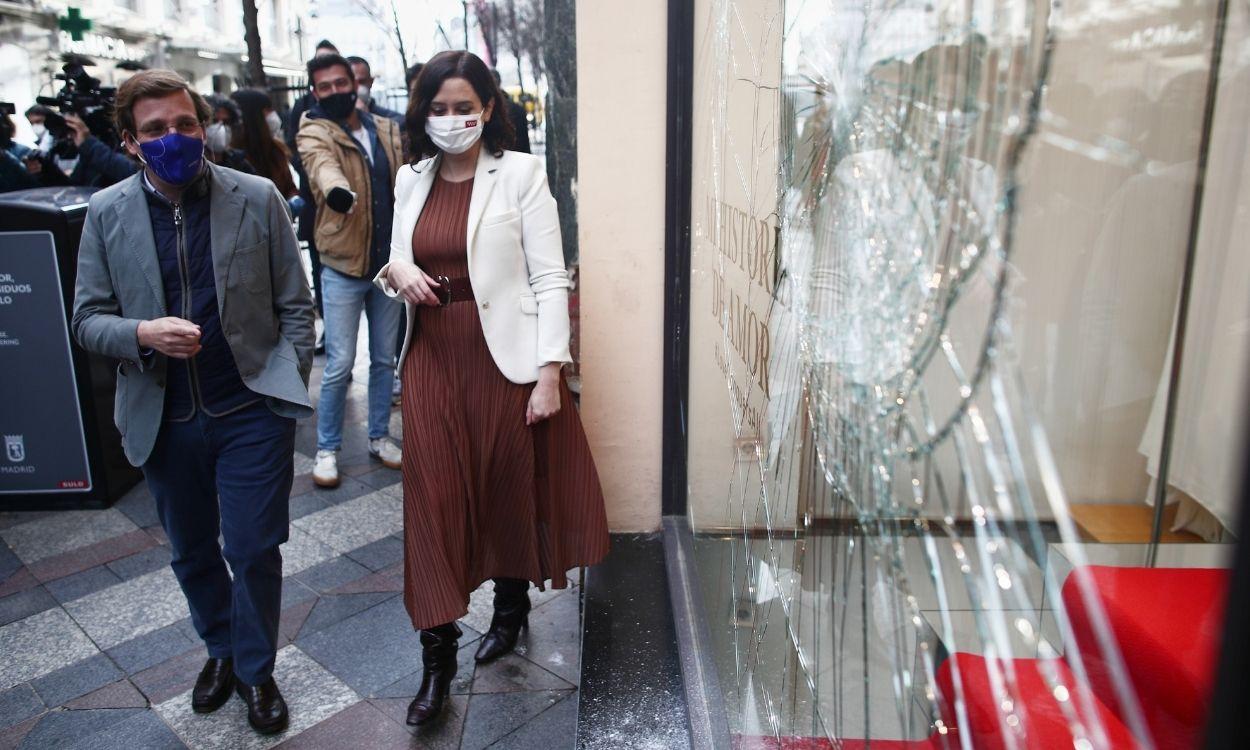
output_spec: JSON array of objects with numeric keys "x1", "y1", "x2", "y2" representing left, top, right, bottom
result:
[{"x1": 142, "y1": 401, "x2": 296, "y2": 686}]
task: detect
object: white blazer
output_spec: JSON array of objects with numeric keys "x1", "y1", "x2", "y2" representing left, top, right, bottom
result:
[{"x1": 374, "y1": 149, "x2": 573, "y2": 384}]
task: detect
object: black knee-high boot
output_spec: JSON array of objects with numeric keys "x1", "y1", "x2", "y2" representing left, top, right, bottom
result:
[
  {"x1": 474, "y1": 578, "x2": 532, "y2": 663},
  {"x1": 407, "y1": 621, "x2": 461, "y2": 725}
]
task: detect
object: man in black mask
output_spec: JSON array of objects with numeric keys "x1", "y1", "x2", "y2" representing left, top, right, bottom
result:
[{"x1": 295, "y1": 53, "x2": 405, "y2": 489}]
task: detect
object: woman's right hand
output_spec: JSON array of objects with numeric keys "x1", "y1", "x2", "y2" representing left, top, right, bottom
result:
[{"x1": 387, "y1": 260, "x2": 443, "y2": 306}]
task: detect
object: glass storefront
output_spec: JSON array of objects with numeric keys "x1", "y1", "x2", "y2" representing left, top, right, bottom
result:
[{"x1": 682, "y1": 0, "x2": 1247, "y2": 746}]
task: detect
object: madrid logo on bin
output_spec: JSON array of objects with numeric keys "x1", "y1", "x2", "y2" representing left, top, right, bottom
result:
[{"x1": 5, "y1": 435, "x2": 25, "y2": 464}]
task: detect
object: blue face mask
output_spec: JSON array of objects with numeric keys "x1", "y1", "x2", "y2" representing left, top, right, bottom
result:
[{"x1": 137, "y1": 132, "x2": 204, "y2": 185}]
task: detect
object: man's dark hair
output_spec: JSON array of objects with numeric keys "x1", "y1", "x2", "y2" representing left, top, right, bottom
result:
[
  {"x1": 405, "y1": 50, "x2": 513, "y2": 161},
  {"x1": 25, "y1": 104, "x2": 54, "y2": 118},
  {"x1": 346, "y1": 56, "x2": 371, "y2": 77},
  {"x1": 315, "y1": 39, "x2": 338, "y2": 52},
  {"x1": 306, "y1": 53, "x2": 355, "y2": 86}
]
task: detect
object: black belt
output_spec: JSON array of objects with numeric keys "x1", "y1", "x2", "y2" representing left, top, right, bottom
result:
[{"x1": 433, "y1": 275, "x2": 474, "y2": 305}]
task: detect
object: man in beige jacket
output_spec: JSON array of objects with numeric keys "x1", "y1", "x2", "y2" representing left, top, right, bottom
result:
[{"x1": 296, "y1": 52, "x2": 405, "y2": 487}]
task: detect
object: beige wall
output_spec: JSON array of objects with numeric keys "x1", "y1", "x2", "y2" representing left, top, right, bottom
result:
[{"x1": 575, "y1": 0, "x2": 668, "y2": 532}]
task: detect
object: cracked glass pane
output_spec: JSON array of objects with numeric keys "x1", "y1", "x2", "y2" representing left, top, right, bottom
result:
[{"x1": 686, "y1": 0, "x2": 1247, "y2": 747}]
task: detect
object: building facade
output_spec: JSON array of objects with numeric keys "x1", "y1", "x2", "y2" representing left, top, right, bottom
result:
[{"x1": 0, "y1": 0, "x2": 311, "y2": 143}]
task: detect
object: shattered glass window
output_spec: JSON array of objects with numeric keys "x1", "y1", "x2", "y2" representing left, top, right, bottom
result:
[{"x1": 685, "y1": 0, "x2": 1248, "y2": 747}]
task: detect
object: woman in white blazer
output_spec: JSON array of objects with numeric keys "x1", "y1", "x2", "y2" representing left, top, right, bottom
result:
[{"x1": 373, "y1": 50, "x2": 609, "y2": 726}]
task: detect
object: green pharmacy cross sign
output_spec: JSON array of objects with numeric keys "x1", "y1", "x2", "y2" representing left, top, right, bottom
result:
[{"x1": 59, "y1": 7, "x2": 93, "y2": 42}]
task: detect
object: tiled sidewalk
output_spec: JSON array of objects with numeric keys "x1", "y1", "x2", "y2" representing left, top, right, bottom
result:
[{"x1": 0, "y1": 354, "x2": 582, "y2": 749}]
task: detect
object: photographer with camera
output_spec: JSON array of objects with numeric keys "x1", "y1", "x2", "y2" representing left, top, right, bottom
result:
[
  {"x1": 0, "y1": 104, "x2": 39, "y2": 193},
  {"x1": 62, "y1": 111, "x2": 138, "y2": 187},
  {"x1": 35, "y1": 57, "x2": 138, "y2": 188}
]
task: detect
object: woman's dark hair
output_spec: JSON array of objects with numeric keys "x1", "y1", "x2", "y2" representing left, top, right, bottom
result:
[
  {"x1": 405, "y1": 50, "x2": 513, "y2": 162},
  {"x1": 230, "y1": 88, "x2": 297, "y2": 197}
]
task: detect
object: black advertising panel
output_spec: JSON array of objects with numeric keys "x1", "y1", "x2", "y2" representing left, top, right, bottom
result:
[{"x1": 0, "y1": 231, "x2": 92, "y2": 494}]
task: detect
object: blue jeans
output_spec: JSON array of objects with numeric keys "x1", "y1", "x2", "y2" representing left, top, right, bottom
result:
[
  {"x1": 142, "y1": 401, "x2": 295, "y2": 686},
  {"x1": 317, "y1": 265, "x2": 401, "y2": 450}
]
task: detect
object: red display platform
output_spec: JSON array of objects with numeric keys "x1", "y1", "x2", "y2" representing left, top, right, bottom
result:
[{"x1": 1063, "y1": 565, "x2": 1228, "y2": 749}]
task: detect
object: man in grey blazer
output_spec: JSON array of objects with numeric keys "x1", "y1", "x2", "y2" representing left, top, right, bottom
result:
[{"x1": 71, "y1": 70, "x2": 314, "y2": 735}]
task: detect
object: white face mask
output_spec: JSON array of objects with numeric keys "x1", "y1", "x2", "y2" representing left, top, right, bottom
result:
[
  {"x1": 356, "y1": 85, "x2": 372, "y2": 107},
  {"x1": 31, "y1": 124, "x2": 47, "y2": 139},
  {"x1": 426, "y1": 112, "x2": 484, "y2": 154},
  {"x1": 205, "y1": 122, "x2": 230, "y2": 154},
  {"x1": 265, "y1": 111, "x2": 283, "y2": 137}
]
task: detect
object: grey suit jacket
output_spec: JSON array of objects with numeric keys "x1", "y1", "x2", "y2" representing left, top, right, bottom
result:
[{"x1": 72, "y1": 163, "x2": 316, "y2": 467}]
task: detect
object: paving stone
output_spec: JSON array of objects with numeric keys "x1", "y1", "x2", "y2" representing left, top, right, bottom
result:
[
  {"x1": 113, "y1": 483, "x2": 160, "y2": 529},
  {"x1": 296, "y1": 596, "x2": 434, "y2": 696},
  {"x1": 345, "y1": 536, "x2": 404, "y2": 572},
  {"x1": 64, "y1": 708, "x2": 186, "y2": 749},
  {"x1": 292, "y1": 451, "x2": 317, "y2": 477},
  {"x1": 459, "y1": 581, "x2": 498, "y2": 635},
  {"x1": 327, "y1": 564, "x2": 404, "y2": 595},
  {"x1": 487, "y1": 688, "x2": 578, "y2": 749},
  {"x1": 130, "y1": 649, "x2": 205, "y2": 705},
  {"x1": 0, "y1": 609, "x2": 99, "y2": 691},
  {"x1": 0, "y1": 587, "x2": 55, "y2": 627},
  {"x1": 470, "y1": 653, "x2": 576, "y2": 695},
  {"x1": 64, "y1": 568, "x2": 190, "y2": 650},
  {"x1": 105, "y1": 624, "x2": 198, "y2": 675},
  {"x1": 0, "y1": 568, "x2": 37, "y2": 599},
  {"x1": 30, "y1": 653, "x2": 122, "y2": 708},
  {"x1": 280, "y1": 528, "x2": 337, "y2": 578},
  {"x1": 288, "y1": 473, "x2": 318, "y2": 499},
  {"x1": 0, "y1": 714, "x2": 40, "y2": 749},
  {"x1": 289, "y1": 476, "x2": 373, "y2": 509},
  {"x1": 513, "y1": 591, "x2": 581, "y2": 684},
  {"x1": 15, "y1": 708, "x2": 146, "y2": 750},
  {"x1": 271, "y1": 700, "x2": 412, "y2": 749},
  {"x1": 156, "y1": 646, "x2": 357, "y2": 750},
  {"x1": 355, "y1": 467, "x2": 402, "y2": 492},
  {"x1": 28, "y1": 530, "x2": 158, "y2": 584},
  {"x1": 298, "y1": 592, "x2": 396, "y2": 639},
  {"x1": 0, "y1": 684, "x2": 43, "y2": 731},
  {"x1": 44, "y1": 566, "x2": 122, "y2": 605},
  {"x1": 0, "y1": 512, "x2": 55, "y2": 532},
  {"x1": 0, "y1": 510, "x2": 137, "y2": 565},
  {"x1": 369, "y1": 695, "x2": 469, "y2": 748},
  {"x1": 280, "y1": 579, "x2": 320, "y2": 609},
  {"x1": 292, "y1": 491, "x2": 402, "y2": 554},
  {"x1": 288, "y1": 494, "x2": 331, "y2": 522},
  {"x1": 106, "y1": 546, "x2": 172, "y2": 581},
  {"x1": 459, "y1": 689, "x2": 572, "y2": 750},
  {"x1": 0, "y1": 543, "x2": 21, "y2": 581},
  {"x1": 63, "y1": 679, "x2": 148, "y2": 710},
  {"x1": 278, "y1": 599, "x2": 316, "y2": 649},
  {"x1": 293, "y1": 556, "x2": 371, "y2": 595}
]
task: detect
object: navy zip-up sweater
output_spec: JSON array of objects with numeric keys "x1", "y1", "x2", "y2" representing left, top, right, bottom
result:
[{"x1": 143, "y1": 171, "x2": 257, "y2": 420}]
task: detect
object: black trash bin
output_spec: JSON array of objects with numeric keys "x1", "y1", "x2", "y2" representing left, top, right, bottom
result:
[{"x1": 0, "y1": 186, "x2": 142, "y2": 509}]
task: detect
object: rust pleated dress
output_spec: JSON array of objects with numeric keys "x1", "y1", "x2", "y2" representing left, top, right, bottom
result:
[{"x1": 399, "y1": 173, "x2": 610, "y2": 631}]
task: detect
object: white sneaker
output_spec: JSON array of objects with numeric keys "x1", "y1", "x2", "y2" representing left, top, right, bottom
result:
[
  {"x1": 313, "y1": 449, "x2": 340, "y2": 488},
  {"x1": 369, "y1": 437, "x2": 402, "y2": 469}
]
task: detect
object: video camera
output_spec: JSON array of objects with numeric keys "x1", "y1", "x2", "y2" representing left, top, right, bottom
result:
[{"x1": 36, "y1": 56, "x2": 120, "y2": 159}]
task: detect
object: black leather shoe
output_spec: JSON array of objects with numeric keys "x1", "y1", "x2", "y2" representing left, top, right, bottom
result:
[
  {"x1": 191, "y1": 657, "x2": 234, "y2": 713},
  {"x1": 235, "y1": 677, "x2": 289, "y2": 735},
  {"x1": 407, "y1": 622, "x2": 461, "y2": 725},
  {"x1": 475, "y1": 579, "x2": 532, "y2": 663}
]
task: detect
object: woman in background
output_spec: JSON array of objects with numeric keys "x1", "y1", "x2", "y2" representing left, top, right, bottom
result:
[{"x1": 230, "y1": 89, "x2": 299, "y2": 205}]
